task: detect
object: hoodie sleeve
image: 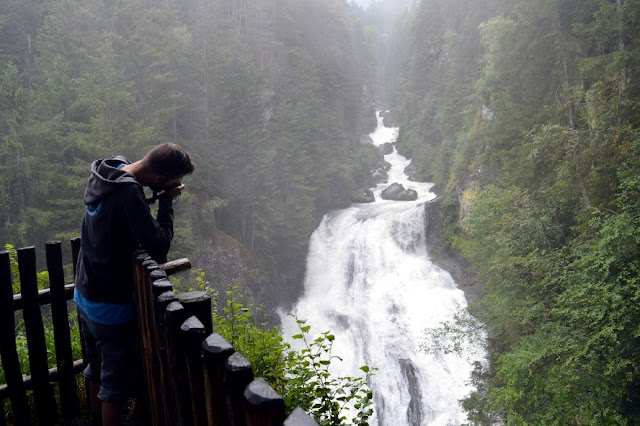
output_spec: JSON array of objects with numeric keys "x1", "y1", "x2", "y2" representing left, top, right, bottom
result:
[{"x1": 121, "y1": 185, "x2": 174, "y2": 262}]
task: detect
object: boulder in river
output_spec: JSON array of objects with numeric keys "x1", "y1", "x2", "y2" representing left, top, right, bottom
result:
[
  {"x1": 379, "y1": 110, "x2": 395, "y2": 127},
  {"x1": 351, "y1": 187, "x2": 375, "y2": 203},
  {"x1": 360, "y1": 135, "x2": 374, "y2": 145},
  {"x1": 371, "y1": 157, "x2": 391, "y2": 185},
  {"x1": 378, "y1": 142, "x2": 393, "y2": 156},
  {"x1": 381, "y1": 183, "x2": 418, "y2": 201}
]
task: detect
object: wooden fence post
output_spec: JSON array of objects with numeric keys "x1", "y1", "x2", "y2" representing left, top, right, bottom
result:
[
  {"x1": 0, "y1": 250, "x2": 31, "y2": 425},
  {"x1": 203, "y1": 333, "x2": 234, "y2": 426},
  {"x1": 46, "y1": 241, "x2": 80, "y2": 420},
  {"x1": 133, "y1": 254, "x2": 164, "y2": 426},
  {"x1": 284, "y1": 407, "x2": 319, "y2": 426},
  {"x1": 165, "y1": 301, "x2": 191, "y2": 425},
  {"x1": 70, "y1": 238, "x2": 81, "y2": 279},
  {"x1": 18, "y1": 246, "x2": 58, "y2": 425},
  {"x1": 224, "y1": 352, "x2": 254, "y2": 426},
  {"x1": 244, "y1": 378, "x2": 286, "y2": 426},
  {"x1": 152, "y1": 279, "x2": 173, "y2": 300},
  {"x1": 156, "y1": 289, "x2": 178, "y2": 424},
  {"x1": 176, "y1": 291, "x2": 213, "y2": 335},
  {"x1": 150, "y1": 268, "x2": 167, "y2": 283},
  {"x1": 181, "y1": 316, "x2": 208, "y2": 426}
]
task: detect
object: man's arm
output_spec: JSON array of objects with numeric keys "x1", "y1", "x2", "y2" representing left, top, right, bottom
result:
[{"x1": 122, "y1": 186, "x2": 174, "y2": 262}]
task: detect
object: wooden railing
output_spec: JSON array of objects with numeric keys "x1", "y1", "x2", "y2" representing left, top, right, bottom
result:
[
  {"x1": 0, "y1": 241, "x2": 318, "y2": 426},
  {"x1": 132, "y1": 252, "x2": 318, "y2": 426}
]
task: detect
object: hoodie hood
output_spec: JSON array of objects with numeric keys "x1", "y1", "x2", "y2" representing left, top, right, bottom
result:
[{"x1": 84, "y1": 156, "x2": 139, "y2": 205}]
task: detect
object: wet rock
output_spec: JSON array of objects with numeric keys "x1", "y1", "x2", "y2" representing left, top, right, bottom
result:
[
  {"x1": 360, "y1": 135, "x2": 374, "y2": 145},
  {"x1": 381, "y1": 183, "x2": 418, "y2": 201},
  {"x1": 379, "y1": 142, "x2": 393, "y2": 155},
  {"x1": 352, "y1": 187, "x2": 376, "y2": 203},
  {"x1": 372, "y1": 168, "x2": 389, "y2": 185},
  {"x1": 404, "y1": 162, "x2": 418, "y2": 182},
  {"x1": 424, "y1": 198, "x2": 482, "y2": 304},
  {"x1": 379, "y1": 110, "x2": 395, "y2": 127},
  {"x1": 371, "y1": 157, "x2": 391, "y2": 185}
]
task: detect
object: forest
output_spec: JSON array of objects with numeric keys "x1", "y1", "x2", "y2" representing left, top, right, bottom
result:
[
  {"x1": 386, "y1": 0, "x2": 640, "y2": 423},
  {"x1": 0, "y1": 0, "x2": 385, "y2": 310},
  {"x1": 2, "y1": 0, "x2": 640, "y2": 423}
]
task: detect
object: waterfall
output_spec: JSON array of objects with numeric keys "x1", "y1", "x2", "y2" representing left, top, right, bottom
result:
[{"x1": 280, "y1": 113, "x2": 484, "y2": 425}]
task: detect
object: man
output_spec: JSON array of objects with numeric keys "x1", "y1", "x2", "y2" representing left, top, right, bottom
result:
[{"x1": 74, "y1": 143, "x2": 195, "y2": 425}]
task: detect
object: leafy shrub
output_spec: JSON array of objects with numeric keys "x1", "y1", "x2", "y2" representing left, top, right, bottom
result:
[
  {"x1": 284, "y1": 314, "x2": 374, "y2": 426},
  {"x1": 195, "y1": 270, "x2": 375, "y2": 425}
]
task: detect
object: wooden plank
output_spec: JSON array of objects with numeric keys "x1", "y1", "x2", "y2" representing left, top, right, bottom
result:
[
  {"x1": 155, "y1": 290, "x2": 178, "y2": 425},
  {"x1": 46, "y1": 241, "x2": 80, "y2": 419},
  {"x1": 0, "y1": 359, "x2": 85, "y2": 399},
  {"x1": 17, "y1": 246, "x2": 58, "y2": 425},
  {"x1": 165, "y1": 301, "x2": 191, "y2": 426},
  {"x1": 152, "y1": 278, "x2": 173, "y2": 299},
  {"x1": 0, "y1": 250, "x2": 31, "y2": 425},
  {"x1": 11, "y1": 283, "x2": 75, "y2": 310},
  {"x1": 224, "y1": 352, "x2": 254, "y2": 426},
  {"x1": 244, "y1": 378, "x2": 286, "y2": 426},
  {"x1": 283, "y1": 407, "x2": 319, "y2": 426},
  {"x1": 203, "y1": 333, "x2": 234, "y2": 426},
  {"x1": 159, "y1": 258, "x2": 191, "y2": 276},
  {"x1": 149, "y1": 269, "x2": 167, "y2": 287},
  {"x1": 180, "y1": 316, "x2": 207, "y2": 426},
  {"x1": 133, "y1": 256, "x2": 163, "y2": 426}
]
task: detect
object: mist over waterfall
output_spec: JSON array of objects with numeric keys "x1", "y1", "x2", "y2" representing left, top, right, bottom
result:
[{"x1": 281, "y1": 113, "x2": 484, "y2": 425}]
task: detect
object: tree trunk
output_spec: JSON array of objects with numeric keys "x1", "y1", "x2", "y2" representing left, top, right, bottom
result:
[
  {"x1": 241, "y1": 202, "x2": 247, "y2": 244},
  {"x1": 617, "y1": 0, "x2": 627, "y2": 93},
  {"x1": 563, "y1": 53, "x2": 575, "y2": 129},
  {"x1": 172, "y1": 109, "x2": 178, "y2": 143},
  {"x1": 250, "y1": 209, "x2": 255, "y2": 252},
  {"x1": 201, "y1": 0, "x2": 210, "y2": 143}
]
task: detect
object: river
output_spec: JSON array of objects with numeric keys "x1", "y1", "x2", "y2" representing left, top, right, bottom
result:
[{"x1": 280, "y1": 113, "x2": 484, "y2": 425}]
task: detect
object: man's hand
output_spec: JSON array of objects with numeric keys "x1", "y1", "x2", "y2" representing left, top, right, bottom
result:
[{"x1": 163, "y1": 183, "x2": 185, "y2": 200}]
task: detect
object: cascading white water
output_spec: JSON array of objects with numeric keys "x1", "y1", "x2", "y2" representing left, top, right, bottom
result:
[{"x1": 280, "y1": 113, "x2": 484, "y2": 425}]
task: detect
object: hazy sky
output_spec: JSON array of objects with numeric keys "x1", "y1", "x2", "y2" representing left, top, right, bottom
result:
[{"x1": 349, "y1": 0, "x2": 375, "y2": 9}]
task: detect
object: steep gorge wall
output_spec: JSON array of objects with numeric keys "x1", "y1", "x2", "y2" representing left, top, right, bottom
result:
[{"x1": 423, "y1": 197, "x2": 482, "y2": 304}]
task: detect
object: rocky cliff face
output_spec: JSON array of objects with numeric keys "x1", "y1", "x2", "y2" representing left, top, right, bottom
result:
[
  {"x1": 191, "y1": 228, "x2": 266, "y2": 304},
  {"x1": 191, "y1": 227, "x2": 306, "y2": 316},
  {"x1": 423, "y1": 198, "x2": 482, "y2": 304}
]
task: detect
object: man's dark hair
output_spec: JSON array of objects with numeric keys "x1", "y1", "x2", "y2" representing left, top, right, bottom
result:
[{"x1": 143, "y1": 143, "x2": 195, "y2": 179}]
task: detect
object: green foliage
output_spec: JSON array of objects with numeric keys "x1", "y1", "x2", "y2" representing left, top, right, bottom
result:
[
  {"x1": 285, "y1": 314, "x2": 375, "y2": 426},
  {"x1": 421, "y1": 310, "x2": 485, "y2": 356},
  {"x1": 213, "y1": 286, "x2": 289, "y2": 390},
  {"x1": 4, "y1": 243, "x2": 49, "y2": 292},
  {"x1": 0, "y1": 312, "x2": 83, "y2": 383},
  {"x1": 203, "y1": 282, "x2": 374, "y2": 425},
  {"x1": 388, "y1": 0, "x2": 640, "y2": 422}
]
